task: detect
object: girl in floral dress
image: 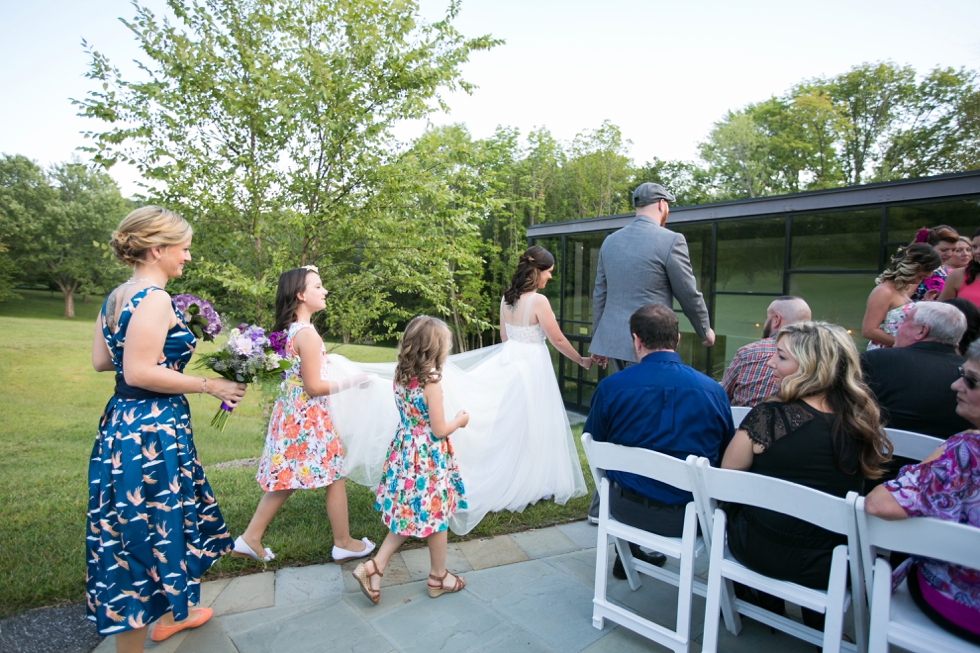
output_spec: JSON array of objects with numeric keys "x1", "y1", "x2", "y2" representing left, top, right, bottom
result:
[
  {"x1": 352, "y1": 317, "x2": 469, "y2": 604},
  {"x1": 235, "y1": 267, "x2": 374, "y2": 564}
]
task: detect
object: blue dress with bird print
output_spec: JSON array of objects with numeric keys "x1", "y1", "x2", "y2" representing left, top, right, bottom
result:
[{"x1": 86, "y1": 287, "x2": 231, "y2": 635}]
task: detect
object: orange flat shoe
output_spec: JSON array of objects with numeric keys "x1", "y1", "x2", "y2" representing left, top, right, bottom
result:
[{"x1": 150, "y1": 607, "x2": 213, "y2": 642}]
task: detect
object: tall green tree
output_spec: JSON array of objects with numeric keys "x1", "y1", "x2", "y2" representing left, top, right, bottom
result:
[
  {"x1": 627, "y1": 158, "x2": 714, "y2": 207},
  {"x1": 564, "y1": 120, "x2": 633, "y2": 218},
  {"x1": 76, "y1": 0, "x2": 499, "y2": 329},
  {"x1": 828, "y1": 62, "x2": 918, "y2": 185},
  {"x1": 0, "y1": 155, "x2": 128, "y2": 317},
  {"x1": 699, "y1": 109, "x2": 776, "y2": 199},
  {"x1": 879, "y1": 66, "x2": 980, "y2": 179}
]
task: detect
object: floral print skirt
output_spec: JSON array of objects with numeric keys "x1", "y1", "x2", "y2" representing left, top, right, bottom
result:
[{"x1": 256, "y1": 388, "x2": 345, "y2": 491}]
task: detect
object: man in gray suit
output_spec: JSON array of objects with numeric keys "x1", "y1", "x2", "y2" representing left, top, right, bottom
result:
[
  {"x1": 590, "y1": 182, "x2": 714, "y2": 372},
  {"x1": 587, "y1": 182, "x2": 715, "y2": 524}
]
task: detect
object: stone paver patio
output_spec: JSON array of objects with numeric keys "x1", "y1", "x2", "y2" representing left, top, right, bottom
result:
[{"x1": 91, "y1": 520, "x2": 832, "y2": 653}]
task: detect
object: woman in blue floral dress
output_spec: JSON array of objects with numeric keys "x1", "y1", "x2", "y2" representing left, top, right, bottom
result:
[
  {"x1": 352, "y1": 317, "x2": 469, "y2": 604},
  {"x1": 89, "y1": 207, "x2": 246, "y2": 652}
]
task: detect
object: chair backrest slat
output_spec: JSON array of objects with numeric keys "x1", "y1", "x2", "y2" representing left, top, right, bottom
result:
[
  {"x1": 695, "y1": 458, "x2": 850, "y2": 534},
  {"x1": 855, "y1": 497, "x2": 980, "y2": 570},
  {"x1": 582, "y1": 433, "x2": 693, "y2": 491},
  {"x1": 883, "y1": 427, "x2": 944, "y2": 461},
  {"x1": 731, "y1": 406, "x2": 751, "y2": 429}
]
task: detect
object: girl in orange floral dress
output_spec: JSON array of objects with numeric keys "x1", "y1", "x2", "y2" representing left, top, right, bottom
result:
[{"x1": 234, "y1": 266, "x2": 375, "y2": 564}]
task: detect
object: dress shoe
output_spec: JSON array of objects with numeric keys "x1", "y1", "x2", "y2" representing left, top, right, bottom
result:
[{"x1": 612, "y1": 547, "x2": 667, "y2": 579}]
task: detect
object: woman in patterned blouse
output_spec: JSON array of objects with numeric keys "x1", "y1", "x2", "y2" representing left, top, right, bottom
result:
[{"x1": 865, "y1": 340, "x2": 980, "y2": 642}]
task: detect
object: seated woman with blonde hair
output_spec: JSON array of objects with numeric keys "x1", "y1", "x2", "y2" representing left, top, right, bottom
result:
[{"x1": 722, "y1": 321, "x2": 890, "y2": 629}]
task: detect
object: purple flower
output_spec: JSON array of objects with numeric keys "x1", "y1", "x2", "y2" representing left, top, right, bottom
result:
[
  {"x1": 172, "y1": 294, "x2": 222, "y2": 341},
  {"x1": 269, "y1": 330, "x2": 288, "y2": 356}
]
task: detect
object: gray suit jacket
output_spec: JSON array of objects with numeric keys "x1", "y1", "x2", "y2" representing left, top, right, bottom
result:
[{"x1": 589, "y1": 216, "x2": 711, "y2": 361}]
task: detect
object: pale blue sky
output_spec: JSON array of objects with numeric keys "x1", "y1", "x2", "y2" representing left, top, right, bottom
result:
[{"x1": 2, "y1": 0, "x2": 979, "y2": 196}]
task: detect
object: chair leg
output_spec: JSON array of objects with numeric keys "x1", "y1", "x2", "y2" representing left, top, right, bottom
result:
[
  {"x1": 615, "y1": 537, "x2": 642, "y2": 591},
  {"x1": 720, "y1": 578, "x2": 741, "y2": 635},
  {"x1": 701, "y1": 511, "x2": 729, "y2": 653},
  {"x1": 675, "y1": 508, "x2": 698, "y2": 643},
  {"x1": 592, "y1": 525, "x2": 609, "y2": 630},
  {"x1": 821, "y1": 547, "x2": 848, "y2": 653},
  {"x1": 867, "y1": 559, "x2": 892, "y2": 653}
]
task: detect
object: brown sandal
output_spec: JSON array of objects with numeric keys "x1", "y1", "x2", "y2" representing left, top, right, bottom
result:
[
  {"x1": 352, "y1": 559, "x2": 382, "y2": 605},
  {"x1": 427, "y1": 570, "x2": 465, "y2": 598}
]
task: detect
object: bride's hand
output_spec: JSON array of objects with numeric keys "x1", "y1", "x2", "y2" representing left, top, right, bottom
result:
[
  {"x1": 579, "y1": 355, "x2": 593, "y2": 371},
  {"x1": 456, "y1": 410, "x2": 470, "y2": 428}
]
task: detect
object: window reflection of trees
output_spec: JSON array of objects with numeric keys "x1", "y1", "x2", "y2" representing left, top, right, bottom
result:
[
  {"x1": 790, "y1": 210, "x2": 879, "y2": 271},
  {"x1": 716, "y1": 218, "x2": 785, "y2": 292}
]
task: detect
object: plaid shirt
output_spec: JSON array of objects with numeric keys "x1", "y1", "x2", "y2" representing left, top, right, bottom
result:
[{"x1": 721, "y1": 337, "x2": 780, "y2": 407}]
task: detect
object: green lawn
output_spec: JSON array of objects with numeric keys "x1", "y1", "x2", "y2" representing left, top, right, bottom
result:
[{"x1": 0, "y1": 292, "x2": 593, "y2": 617}]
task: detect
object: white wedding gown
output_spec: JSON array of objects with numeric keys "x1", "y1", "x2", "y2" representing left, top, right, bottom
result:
[{"x1": 324, "y1": 293, "x2": 588, "y2": 535}]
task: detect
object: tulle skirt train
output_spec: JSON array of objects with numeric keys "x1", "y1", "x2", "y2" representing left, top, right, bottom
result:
[{"x1": 325, "y1": 340, "x2": 587, "y2": 535}]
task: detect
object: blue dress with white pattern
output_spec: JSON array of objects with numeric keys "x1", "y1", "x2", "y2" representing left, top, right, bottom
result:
[{"x1": 86, "y1": 287, "x2": 231, "y2": 635}]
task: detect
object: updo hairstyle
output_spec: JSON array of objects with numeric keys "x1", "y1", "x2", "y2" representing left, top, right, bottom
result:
[
  {"x1": 914, "y1": 224, "x2": 959, "y2": 247},
  {"x1": 394, "y1": 316, "x2": 452, "y2": 388},
  {"x1": 109, "y1": 206, "x2": 193, "y2": 267},
  {"x1": 503, "y1": 246, "x2": 555, "y2": 307},
  {"x1": 875, "y1": 243, "x2": 941, "y2": 291}
]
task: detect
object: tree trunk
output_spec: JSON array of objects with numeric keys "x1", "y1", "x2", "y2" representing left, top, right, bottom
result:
[{"x1": 59, "y1": 283, "x2": 78, "y2": 318}]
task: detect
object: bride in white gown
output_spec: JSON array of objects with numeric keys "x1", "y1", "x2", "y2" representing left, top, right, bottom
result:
[{"x1": 324, "y1": 246, "x2": 591, "y2": 535}]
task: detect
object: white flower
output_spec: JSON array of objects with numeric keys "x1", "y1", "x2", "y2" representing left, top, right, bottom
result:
[
  {"x1": 265, "y1": 353, "x2": 283, "y2": 370},
  {"x1": 231, "y1": 335, "x2": 254, "y2": 356}
]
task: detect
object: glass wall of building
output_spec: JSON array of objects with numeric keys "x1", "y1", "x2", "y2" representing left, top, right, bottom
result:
[{"x1": 529, "y1": 180, "x2": 980, "y2": 413}]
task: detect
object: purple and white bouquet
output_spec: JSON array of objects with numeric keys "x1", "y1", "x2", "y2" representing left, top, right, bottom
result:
[
  {"x1": 197, "y1": 324, "x2": 291, "y2": 430},
  {"x1": 172, "y1": 294, "x2": 222, "y2": 342}
]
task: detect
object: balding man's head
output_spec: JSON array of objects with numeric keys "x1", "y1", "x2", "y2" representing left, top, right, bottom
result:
[{"x1": 763, "y1": 296, "x2": 812, "y2": 338}]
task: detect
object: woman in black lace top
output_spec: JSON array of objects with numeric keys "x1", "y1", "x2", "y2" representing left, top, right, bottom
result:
[{"x1": 721, "y1": 321, "x2": 890, "y2": 627}]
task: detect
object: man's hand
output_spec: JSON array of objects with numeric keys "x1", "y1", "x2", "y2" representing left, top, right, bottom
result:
[
  {"x1": 702, "y1": 328, "x2": 716, "y2": 347},
  {"x1": 591, "y1": 354, "x2": 608, "y2": 370}
]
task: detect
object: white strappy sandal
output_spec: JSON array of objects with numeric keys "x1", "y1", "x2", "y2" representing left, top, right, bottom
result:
[{"x1": 231, "y1": 536, "x2": 276, "y2": 563}]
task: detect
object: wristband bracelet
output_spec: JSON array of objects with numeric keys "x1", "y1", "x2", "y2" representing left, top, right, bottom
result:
[{"x1": 201, "y1": 377, "x2": 208, "y2": 394}]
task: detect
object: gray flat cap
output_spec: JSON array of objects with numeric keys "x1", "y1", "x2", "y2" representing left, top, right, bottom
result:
[{"x1": 632, "y1": 182, "x2": 676, "y2": 207}]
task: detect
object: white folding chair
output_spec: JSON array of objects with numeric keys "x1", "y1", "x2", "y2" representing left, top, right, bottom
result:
[
  {"x1": 883, "y1": 427, "x2": 944, "y2": 462},
  {"x1": 731, "y1": 406, "x2": 751, "y2": 429},
  {"x1": 854, "y1": 497, "x2": 980, "y2": 653},
  {"x1": 581, "y1": 432, "x2": 715, "y2": 653},
  {"x1": 694, "y1": 458, "x2": 866, "y2": 653}
]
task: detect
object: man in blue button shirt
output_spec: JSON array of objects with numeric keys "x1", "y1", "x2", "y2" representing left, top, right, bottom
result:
[{"x1": 585, "y1": 303, "x2": 734, "y2": 578}]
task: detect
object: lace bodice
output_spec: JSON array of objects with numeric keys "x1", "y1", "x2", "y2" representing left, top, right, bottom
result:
[
  {"x1": 501, "y1": 293, "x2": 549, "y2": 345},
  {"x1": 504, "y1": 322, "x2": 545, "y2": 344}
]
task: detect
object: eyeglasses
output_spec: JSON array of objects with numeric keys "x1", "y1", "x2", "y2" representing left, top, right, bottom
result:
[{"x1": 958, "y1": 366, "x2": 979, "y2": 390}]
